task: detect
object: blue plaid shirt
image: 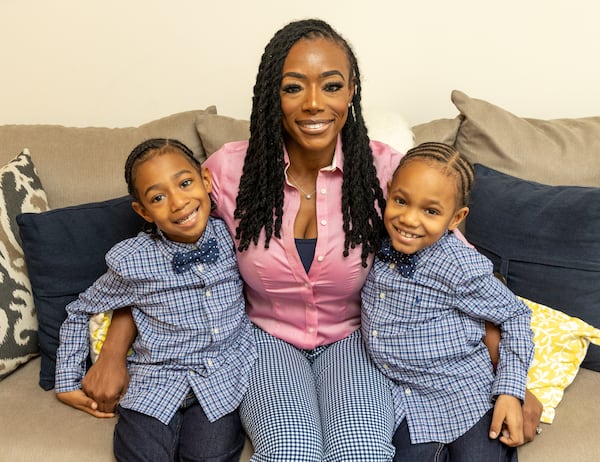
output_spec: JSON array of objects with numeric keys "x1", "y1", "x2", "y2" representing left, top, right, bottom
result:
[
  {"x1": 361, "y1": 233, "x2": 533, "y2": 444},
  {"x1": 55, "y1": 217, "x2": 256, "y2": 425}
]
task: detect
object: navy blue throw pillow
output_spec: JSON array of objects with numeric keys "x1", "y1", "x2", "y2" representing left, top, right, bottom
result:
[
  {"x1": 17, "y1": 196, "x2": 145, "y2": 390},
  {"x1": 465, "y1": 164, "x2": 600, "y2": 371}
]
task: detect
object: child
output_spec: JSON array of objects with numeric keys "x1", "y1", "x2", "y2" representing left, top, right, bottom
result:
[
  {"x1": 55, "y1": 138, "x2": 256, "y2": 461},
  {"x1": 361, "y1": 142, "x2": 534, "y2": 461}
]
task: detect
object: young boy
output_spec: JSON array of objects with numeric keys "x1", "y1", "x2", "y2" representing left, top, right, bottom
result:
[
  {"x1": 55, "y1": 138, "x2": 256, "y2": 461},
  {"x1": 361, "y1": 142, "x2": 534, "y2": 461}
]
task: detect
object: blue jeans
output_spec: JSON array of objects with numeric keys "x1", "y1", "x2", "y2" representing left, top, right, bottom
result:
[
  {"x1": 393, "y1": 408, "x2": 518, "y2": 462},
  {"x1": 113, "y1": 393, "x2": 244, "y2": 462}
]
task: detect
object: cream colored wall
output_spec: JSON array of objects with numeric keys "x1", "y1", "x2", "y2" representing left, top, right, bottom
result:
[{"x1": 1, "y1": 0, "x2": 598, "y2": 127}]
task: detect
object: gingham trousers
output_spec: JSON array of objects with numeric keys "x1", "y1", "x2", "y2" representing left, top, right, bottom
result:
[{"x1": 240, "y1": 327, "x2": 396, "y2": 461}]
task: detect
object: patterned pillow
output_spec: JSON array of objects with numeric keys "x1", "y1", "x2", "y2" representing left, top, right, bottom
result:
[
  {"x1": 0, "y1": 150, "x2": 49, "y2": 379},
  {"x1": 523, "y1": 297, "x2": 600, "y2": 423}
]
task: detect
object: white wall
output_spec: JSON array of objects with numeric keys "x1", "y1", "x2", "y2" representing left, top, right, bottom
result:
[{"x1": 1, "y1": 0, "x2": 599, "y2": 127}]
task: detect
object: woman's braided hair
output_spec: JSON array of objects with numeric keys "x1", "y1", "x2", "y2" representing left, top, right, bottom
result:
[
  {"x1": 234, "y1": 18, "x2": 386, "y2": 266},
  {"x1": 394, "y1": 142, "x2": 475, "y2": 207}
]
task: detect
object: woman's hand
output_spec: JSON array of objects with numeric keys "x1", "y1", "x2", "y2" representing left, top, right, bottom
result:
[
  {"x1": 81, "y1": 307, "x2": 136, "y2": 412},
  {"x1": 522, "y1": 388, "x2": 543, "y2": 443},
  {"x1": 56, "y1": 389, "x2": 115, "y2": 418},
  {"x1": 81, "y1": 348, "x2": 130, "y2": 413}
]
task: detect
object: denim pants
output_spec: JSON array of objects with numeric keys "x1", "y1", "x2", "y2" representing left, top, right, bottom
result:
[
  {"x1": 113, "y1": 393, "x2": 245, "y2": 462},
  {"x1": 393, "y1": 408, "x2": 518, "y2": 462}
]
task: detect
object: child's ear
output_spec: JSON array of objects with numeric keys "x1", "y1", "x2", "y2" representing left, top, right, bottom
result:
[
  {"x1": 448, "y1": 206, "x2": 469, "y2": 231},
  {"x1": 201, "y1": 166, "x2": 212, "y2": 194},
  {"x1": 132, "y1": 201, "x2": 153, "y2": 223}
]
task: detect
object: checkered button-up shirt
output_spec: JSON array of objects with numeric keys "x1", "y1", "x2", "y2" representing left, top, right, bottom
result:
[
  {"x1": 55, "y1": 217, "x2": 256, "y2": 425},
  {"x1": 361, "y1": 233, "x2": 533, "y2": 444}
]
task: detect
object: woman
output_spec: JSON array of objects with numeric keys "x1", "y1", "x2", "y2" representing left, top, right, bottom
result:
[{"x1": 82, "y1": 18, "x2": 541, "y2": 461}]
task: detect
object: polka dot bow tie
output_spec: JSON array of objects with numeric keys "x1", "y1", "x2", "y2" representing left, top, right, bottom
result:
[
  {"x1": 377, "y1": 241, "x2": 417, "y2": 278},
  {"x1": 172, "y1": 237, "x2": 219, "y2": 274}
]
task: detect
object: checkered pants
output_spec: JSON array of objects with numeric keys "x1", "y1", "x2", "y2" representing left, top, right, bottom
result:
[{"x1": 240, "y1": 327, "x2": 395, "y2": 461}]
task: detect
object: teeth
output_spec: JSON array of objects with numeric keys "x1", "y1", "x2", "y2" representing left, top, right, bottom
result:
[
  {"x1": 398, "y1": 229, "x2": 418, "y2": 238},
  {"x1": 304, "y1": 123, "x2": 325, "y2": 129},
  {"x1": 177, "y1": 210, "x2": 197, "y2": 224}
]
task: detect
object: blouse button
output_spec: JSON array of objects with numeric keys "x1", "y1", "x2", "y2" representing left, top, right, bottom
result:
[
  {"x1": 320, "y1": 188, "x2": 327, "y2": 194},
  {"x1": 320, "y1": 219, "x2": 327, "y2": 226},
  {"x1": 379, "y1": 292, "x2": 386, "y2": 300},
  {"x1": 317, "y1": 255, "x2": 324, "y2": 262}
]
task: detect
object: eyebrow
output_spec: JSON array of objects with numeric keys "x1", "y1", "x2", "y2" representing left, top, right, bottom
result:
[{"x1": 282, "y1": 70, "x2": 346, "y2": 80}]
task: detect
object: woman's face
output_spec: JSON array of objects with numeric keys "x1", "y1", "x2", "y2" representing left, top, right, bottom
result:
[{"x1": 280, "y1": 37, "x2": 354, "y2": 161}]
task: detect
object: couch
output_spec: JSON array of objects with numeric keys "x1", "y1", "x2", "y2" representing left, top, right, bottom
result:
[{"x1": 1, "y1": 90, "x2": 598, "y2": 461}]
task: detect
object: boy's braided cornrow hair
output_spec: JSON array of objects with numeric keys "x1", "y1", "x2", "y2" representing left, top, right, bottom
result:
[
  {"x1": 234, "y1": 18, "x2": 386, "y2": 267},
  {"x1": 124, "y1": 138, "x2": 200, "y2": 200},
  {"x1": 397, "y1": 142, "x2": 475, "y2": 207}
]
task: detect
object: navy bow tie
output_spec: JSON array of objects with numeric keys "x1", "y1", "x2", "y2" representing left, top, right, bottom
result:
[
  {"x1": 378, "y1": 241, "x2": 417, "y2": 278},
  {"x1": 172, "y1": 237, "x2": 219, "y2": 273}
]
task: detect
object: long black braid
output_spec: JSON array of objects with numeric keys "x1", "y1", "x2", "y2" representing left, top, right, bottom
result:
[{"x1": 234, "y1": 18, "x2": 386, "y2": 267}]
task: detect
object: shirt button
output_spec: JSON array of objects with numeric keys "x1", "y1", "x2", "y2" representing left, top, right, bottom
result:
[
  {"x1": 372, "y1": 330, "x2": 378, "y2": 337},
  {"x1": 317, "y1": 255, "x2": 324, "y2": 262},
  {"x1": 197, "y1": 264, "x2": 204, "y2": 272},
  {"x1": 213, "y1": 327, "x2": 220, "y2": 334},
  {"x1": 379, "y1": 292, "x2": 386, "y2": 300},
  {"x1": 207, "y1": 359, "x2": 214, "y2": 367},
  {"x1": 320, "y1": 219, "x2": 327, "y2": 226},
  {"x1": 383, "y1": 363, "x2": 389, "y2": 369},
  {"x1": 304, "y1": 282, "x2": 311, "y2": 288},
  {"x1": 308, "y1": 327, "x2": 315, "y2": 333},
  {"x1": 405, "y1": 388, "x2": 412, "y2": 395},
  {"x1": 205, "y1": 290, "x2": 211, "y2": 297},
  {"x1": 389, "y1": 263, "x2": 396, "y2": 270},
  {"x1": 320, "y1": 188, "x2": 327, "y2": 194}
]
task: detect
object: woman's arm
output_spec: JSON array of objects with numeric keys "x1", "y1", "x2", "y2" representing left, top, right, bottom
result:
[
  {"x1": 81, "y1": 307, "x2": 137, "y2": 413},
  {"x1": 484, "y1": 322, "x2": 543, "y2": 443}
]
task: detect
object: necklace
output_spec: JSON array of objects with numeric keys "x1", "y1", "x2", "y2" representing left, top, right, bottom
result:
[{"x1": 287, "y1": 170, "x2": 316, "y2": 200}]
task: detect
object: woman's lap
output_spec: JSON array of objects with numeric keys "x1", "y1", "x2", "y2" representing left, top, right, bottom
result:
[{"x1": 240, "y1": 327, "x2": 395, "y2": 462}]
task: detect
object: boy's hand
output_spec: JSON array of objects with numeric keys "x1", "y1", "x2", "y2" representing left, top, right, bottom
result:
[
  {"x1": 56, "y1": 389, "x2": 115, "y2": 418},
  {"x1": 489, "y1": 394, "x2": 524, "y2": 447}
]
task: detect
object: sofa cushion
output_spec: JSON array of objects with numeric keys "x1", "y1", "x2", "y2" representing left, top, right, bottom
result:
[
  {"x1": 465, "y1": 164, "x2": 600, "y2": 370},
  {"x1": 523, "y1": 297, "x2": 600, "y2": 424},
  {"x1": 17, "y1": 196, "x2": 145, "y2": 390},
  {"x1": 0, "y1": 151, "x2": 49, "y2": 379},
  {"x1": 451, "y1": 90, "x2": 600, "y2": 187},
  {"x1": 195, "y1": 113, "x2": 250, "y2": 157},
  {"x1": 0, "y1": 107, "x2": 216, "y2": 210}
]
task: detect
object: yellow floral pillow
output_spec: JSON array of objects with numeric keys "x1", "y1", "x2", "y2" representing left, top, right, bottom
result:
[
  {"x1": 89, "y1": 311, "x2": 114, "y2": 363},
  {"x1": 522, "y1": 297, "x2": 600, "y2": 423}
]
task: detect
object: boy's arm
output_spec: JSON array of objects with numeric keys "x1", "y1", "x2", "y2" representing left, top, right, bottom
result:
[{"x1": 81, "y1": 307, "x2": 136, "y2": 413}]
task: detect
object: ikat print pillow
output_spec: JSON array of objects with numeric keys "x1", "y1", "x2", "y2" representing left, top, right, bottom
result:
[
  {"x1": 523, "y1": 297, "x2": 600, "y2": 423},
  {"x1": 0, "y1": 150, "x2": 49, "y2": 379}
]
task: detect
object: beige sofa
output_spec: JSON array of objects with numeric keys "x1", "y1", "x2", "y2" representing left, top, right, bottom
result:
[{"x1": 1, "y1": 90, "x2": 598, "y2": 461}]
